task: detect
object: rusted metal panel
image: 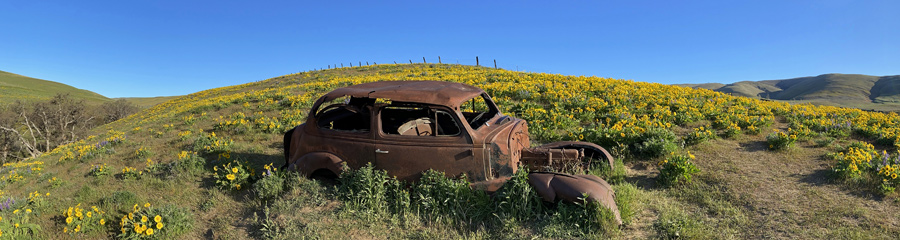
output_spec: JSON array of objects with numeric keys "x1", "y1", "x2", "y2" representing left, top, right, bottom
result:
[
  {"x1": 323, "y1": 81, "x2": 485, "y2": 109},
  {"x1": 528, "y1": 172, "x2": 623, "y2": 225}
]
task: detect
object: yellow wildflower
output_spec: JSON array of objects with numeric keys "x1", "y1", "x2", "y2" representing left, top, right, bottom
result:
[
  {"x1": 66, "y1": 217, "x2": 73, "y2": 224},
  {"x1": 145, "y1": 202, "x2": 151, "y2": 208},
  {"x1": 227, "y1": 174, "x2": 236, "y2": 180},
  {"x1": 232, "y1": 167, "x2": 239, "y2": 173},
  {"x1": 146, "y1": 228, "x2": 154, "y2": 235},
  {"x1": 157, "y1": 222, "x2": 164, "y2": 229},
  {"x1": 100, "y1": 219, "x2": 106, "y2": 225},
  {"x1": 141, "y1": 215, "x2": 148, "y2": 223},
  {"x1": 154, "y1": 215, "x2": 162, "y2": 222}
]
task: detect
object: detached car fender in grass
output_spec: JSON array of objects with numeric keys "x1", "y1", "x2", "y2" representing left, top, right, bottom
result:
[{"x1": 283, "y1": 80, "x2": 621, "y2": 224}]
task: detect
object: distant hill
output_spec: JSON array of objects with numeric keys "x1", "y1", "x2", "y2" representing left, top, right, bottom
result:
[
  {"x1": 0, "y1": 70, "x2": 180, "y2": 108},
  {"x1": 0, "y1": 70, "x2": 109, "y2": 104},
  {"x1": 677, "y1": 74, "x2": 900, "y2": 112}
]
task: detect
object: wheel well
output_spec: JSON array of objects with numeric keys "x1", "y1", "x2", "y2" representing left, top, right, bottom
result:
[{"x1": 310, "y1": 168, "x2": 338, "y2": 180}]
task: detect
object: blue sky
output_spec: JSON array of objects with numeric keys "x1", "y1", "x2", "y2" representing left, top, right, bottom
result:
[{"x1": 1, "y1": 0, "x2": 898, "y2": 98}]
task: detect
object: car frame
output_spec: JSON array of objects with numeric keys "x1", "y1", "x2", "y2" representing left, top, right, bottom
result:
[{"x1": 283, "y1": 80, "x2": 621, "y2": 224}]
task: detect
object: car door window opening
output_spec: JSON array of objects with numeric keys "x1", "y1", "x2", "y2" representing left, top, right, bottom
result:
[
  {"x1": 460, "y1": 94, "x2": 498, "y2": 129},
  {"x1": 381, "y1": 104, "x2": 461, "y2": 136}
]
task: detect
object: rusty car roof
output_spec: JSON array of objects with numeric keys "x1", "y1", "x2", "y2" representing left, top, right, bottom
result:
[{"x1": 323, "y1": 81, "x2": 485, "y2": 108}]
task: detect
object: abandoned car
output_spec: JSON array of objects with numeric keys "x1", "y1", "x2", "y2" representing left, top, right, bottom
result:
[{"x1": 283, "y1": 80, "x2": 621, "y2": 224}]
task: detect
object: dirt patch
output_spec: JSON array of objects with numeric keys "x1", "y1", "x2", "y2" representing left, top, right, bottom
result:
[{"x1": 688, "y1": 132, "x2": 900, "y2": 238}]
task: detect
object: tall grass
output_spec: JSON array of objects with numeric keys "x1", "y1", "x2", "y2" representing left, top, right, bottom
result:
[{"x1": 334, "y1": 163, "x2": 624, "y2": 237}]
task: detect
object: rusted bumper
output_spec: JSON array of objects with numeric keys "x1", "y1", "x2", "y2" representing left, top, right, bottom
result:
[
  {"x1": 520, "y1": 141, "x2": 615, "y2": 171},
  {"x1": 528, "y1": 172, "x2": 622, "y2": 225}
]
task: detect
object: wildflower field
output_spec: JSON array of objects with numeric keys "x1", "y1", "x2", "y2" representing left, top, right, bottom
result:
[{"x1": 2, "y1": 64, "x2": 900, "y2": 239}]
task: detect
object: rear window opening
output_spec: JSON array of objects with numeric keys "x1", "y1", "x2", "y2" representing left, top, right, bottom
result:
[{"x1": 315, "y1": 96, "x2": 372, "y2": 132}]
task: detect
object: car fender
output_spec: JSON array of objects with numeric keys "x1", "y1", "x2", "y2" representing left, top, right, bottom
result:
[
  {"x1": 527, "y1": 172, "x2": 622, "y2": 225},
  {"x1": 287, "y1": 151, "x2": 345, "y2": 178}
]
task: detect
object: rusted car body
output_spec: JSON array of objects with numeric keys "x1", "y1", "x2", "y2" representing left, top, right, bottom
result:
[{"x1": 283, "y1": 80, "x2": 621, "y2": 224}]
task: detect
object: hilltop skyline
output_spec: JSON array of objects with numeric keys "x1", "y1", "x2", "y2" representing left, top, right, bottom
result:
[{"x1": 1, "y1": 0, "x2": 898, "y2": 98}]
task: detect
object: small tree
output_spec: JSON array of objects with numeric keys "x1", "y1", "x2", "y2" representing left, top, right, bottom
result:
[
  {"x1": 100, "y1": 98, "x2": 139, "y2": 123},
  {"x1": 0, "y1": 94, "x2": 94, "y2": 160}
]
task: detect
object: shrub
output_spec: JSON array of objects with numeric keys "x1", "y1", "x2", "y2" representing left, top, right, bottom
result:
[
  {"x1": 192, "y1": 132, "x2": 233, "y2": 154},
  {"x1": 766, "y1": 129, "x2": 797, "y2": 151},
  {"x1": 658, "y1": 152, "x2": 700, "y2": 186},
  {"x1": 26, "y1": 191, "x2": 49, "y2": 210},
  {"x1": 135, "y1": 146, "x2": 152, "y2": 158},
  {"x1": 100, "y1": 191, "x2": 138, "y2": 211},
  {"x1": 545, "y1": 195, "x2": 620, "y2": 237},
  {"x1": 253, "y1": 164, "x2": 285, "y2": 199},
  {"x1": 634, "y1": 129, "x2": 679, "y2": 159},
  {"x1": 1, "y1": 207, "x2": 41, "y2": 238},
  {"x1": 336, "y1": 163, "x2": 398, "y2": 215},
  {"x1": 815, "y1": 137, "x2": 836, "y2": 148},
  {"x1": 411, "y1": 170, "x2": 491, "y2": 222},
  {"x1": 878, "y1": 159, "x2": 900, "y2": 194},
  {"x1": 89, "y1": 163, "x2": 111, "y2": 177},
  {"x1": 62, "y1": 204, "x2": 106, "y2": 236},
  {"x1": 117, "y1": 203, "x2": 192, "y2": 239},
  {"x1": 214, "y1": 161, "x2": 251, "y2": 191},
  {"x1": 121, "y1": 167, "x2": 142, "y2": 180},
  {"x1": 177, "y1": 130, "x2": 192, "y2": 142},
  {"x1": 831, "y1": 142, "x2": 875, "y2": 179},
  {"x1": 174, "y1": 151, "x2": 205, "y2": 176},
  {"x1": 723, "y1": 122, "x2": 742, "y2": 139},
  {"x1": 685, "y1": 126, "x2": 715, "y2": 145},
  {"x1": 494, "y1": 167, "x2": 544, "y2": 221}
]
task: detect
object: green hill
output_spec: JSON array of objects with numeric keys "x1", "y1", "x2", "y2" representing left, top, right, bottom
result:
[
  {"x1": 121, "y1": 96, "x2": 182, "y2": 108},
  {"x1": 0, "y1": 70, "x2": 110, "y2": 104},
  {"x1": 0, "y1": 70, "x2": 181, "y2": 108},
  {"x1": 3, "y1": 64, "x2": 900, "y2": 239},
  {"x1": 678, "y1": 74, "x2": 900, "y2": 112}
]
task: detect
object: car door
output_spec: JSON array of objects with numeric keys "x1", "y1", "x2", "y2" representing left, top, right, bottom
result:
[
  {"x1": 304, "y1": 101, "x2": 376, "y2": 171},
  {"x1": 374, "y1": 104, "x2": 484, "y2": 182}
]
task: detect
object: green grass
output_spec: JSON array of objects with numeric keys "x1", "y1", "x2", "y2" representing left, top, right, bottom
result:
[
  {"x1": 122, "y1": 96, "x2": 182, "y2": 108},
  {"x1": 0, "y1": 70, "x2": 109, "y2": 104},
  {"x1": 0, "y1": 70, "x2": 180, "y2": 108}
]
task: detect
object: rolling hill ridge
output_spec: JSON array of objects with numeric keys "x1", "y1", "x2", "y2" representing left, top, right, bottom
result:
[
  {"x1": 678, "y1": 73, "x2": 900, "y2": 111},
  {"x1": 0, "y1": 70, "x2": 180, "y2": 108},
  {"x1": 0, "y1": 70, "x2": 109, "y2": 104}
]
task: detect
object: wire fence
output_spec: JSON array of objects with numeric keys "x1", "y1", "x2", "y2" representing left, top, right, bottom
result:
[{"x1": 305, "y1": 56, "x2": 501, "y2": 73}]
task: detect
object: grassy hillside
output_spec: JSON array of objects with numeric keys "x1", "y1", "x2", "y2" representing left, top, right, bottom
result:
[
  {"x1": 0, "y1": 70, "x2": 182, "y2": 108},
  {"x1": 0, "y1": 70, "x2": 109, "y2": 104},
  {"x1": 121, "y1": 96, "x2": 182, "y2": 108},
  {"x1": 4, "y1": 64, "x2": 900, "y2": 239},
  {"x1": 680, "y1": 74, "x2": 900, "y2": 112}
]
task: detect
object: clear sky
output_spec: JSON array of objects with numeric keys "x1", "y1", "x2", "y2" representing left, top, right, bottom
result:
[{"x1": 1, "y1": 0, "x2": 898, "y2": 98}]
